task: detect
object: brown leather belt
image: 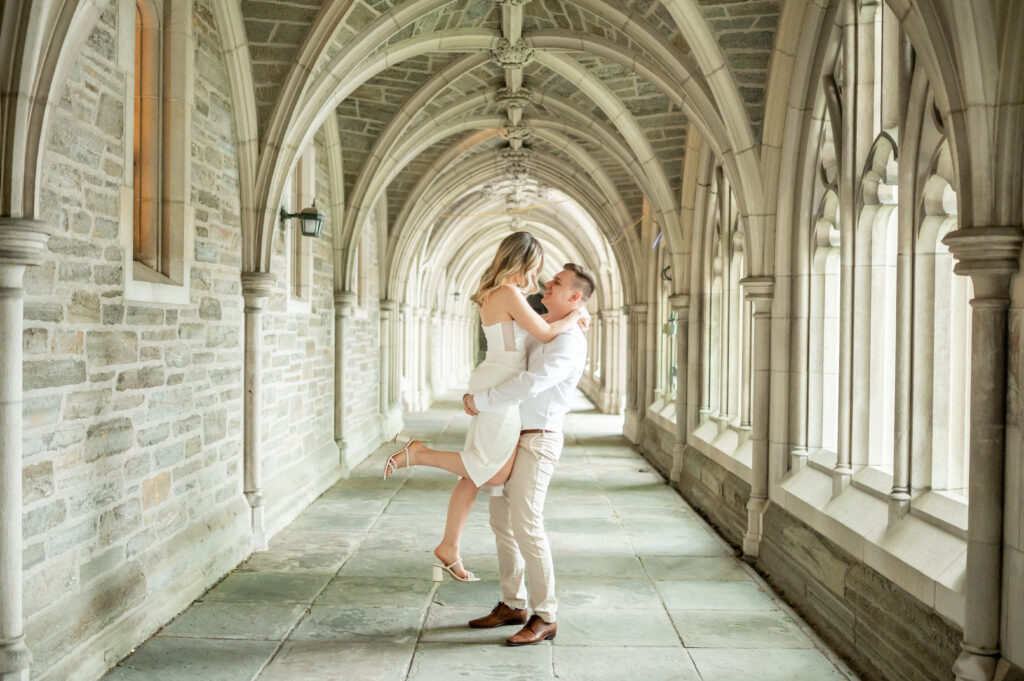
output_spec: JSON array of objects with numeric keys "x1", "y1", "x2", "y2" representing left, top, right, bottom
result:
[{"x1": 520, "y1": 429, "x2": 557, "y2": 434}]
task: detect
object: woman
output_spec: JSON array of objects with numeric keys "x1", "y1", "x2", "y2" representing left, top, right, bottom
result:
[{"x1": 383, "y1": 232, "x2": 586, "y2": 582}]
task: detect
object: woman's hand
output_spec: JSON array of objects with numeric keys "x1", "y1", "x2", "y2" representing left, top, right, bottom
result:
[{"x1": 576, "y1": 307, "x2": 591, "y2": 332}]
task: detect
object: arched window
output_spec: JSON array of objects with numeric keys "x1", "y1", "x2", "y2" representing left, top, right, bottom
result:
[
  {"x1": 133, "y1": 0, "x2": 162, "y2": 273},
  {"x1": 698, "y1": 168, "x2": 747, "y2": 431},
  {"x1": 809, "y1": 190, "x2": 841, "y2": 452},
  {"x1": 858, "y1": 137, "x2": 899, "y2": 470},
  {"x1": 119, "y1": 0, "x2": 192, "y2": 302},
  {"x1": 656, "y1": 247, "x2": 675, "y2": 401},
  {"x1": 916, "y1": 139, "x2": 971, "y2": 497}
]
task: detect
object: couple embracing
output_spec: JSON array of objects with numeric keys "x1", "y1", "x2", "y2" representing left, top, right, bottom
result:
[{"x1": 384, "y1": 231, "x2": 596, "y2": 646}]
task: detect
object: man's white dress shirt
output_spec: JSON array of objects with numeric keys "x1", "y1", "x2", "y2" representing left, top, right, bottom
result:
[{"x1": 472, "y1": 325, "x2": 586, "y2": 432}]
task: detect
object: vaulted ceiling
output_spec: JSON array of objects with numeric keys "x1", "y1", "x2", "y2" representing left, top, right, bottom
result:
[{"x1": 240, "y1": 0, "x2": 781, "y2": 305}]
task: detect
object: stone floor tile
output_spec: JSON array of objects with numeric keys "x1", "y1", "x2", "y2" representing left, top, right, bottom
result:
[
  {"x1": 552, "y1": 646, "x2": 701, "y2": 681},
  {"x1": 339, "y1": 549, "x2": 443, "y2": 577},
  {"x1": 553, "y1": 554, "x2": 647, "y2": 578},
  {"x1": 158, "y1": 601, "x2": 308, "y2": 640},
  {"x1": 256, "y1": 641, "x2": 414, "y2": 681},
  {"x1": 655, "y1": 580, "x2": 779, "y2": 611},
  {"x1": 689, "y1": 648, "x2": 850, "y2": 681},
  {"x1": 629, "y1": 532, "x2": 733, "y2": 557},
  {"x1": 432, "y1": 578, "x2": 505, "y2": 608},
  {"x1": 316, "y1": 575, "x2": 434, "y2": 608},
  {"x1": 102, "y1": 638, "x2": 277, "y2": 681},
  {"x1": 639, "y1": 555, "x2": 750, "y2": 581},
  {"x1": 669, "y1": 609, "x2": 815, "y2": 648},
  {"x1": 289, "y1": 605, "x2": 425, "y2": 643},
  {"x1": 555, "y1": 609, "x2": 681, "y2": 646},
  {"x1": 408, "y1": 641, "x2": 552, "y2": 681},
  {"x1": 202, "y1": 572, "x2": 332, "y2": 603},
  {"x1": 288, "y1": 511, "x2": 379, "y2": 533},
  {"x1": 420, "y1": 605, "x2": 519, "y2": 644},
  {"x1": 555, "y1": 577, "x2": 663, "y2": 609},
  {"x1": 236, "y1": 546, "x2": 350, "y2": 574}
]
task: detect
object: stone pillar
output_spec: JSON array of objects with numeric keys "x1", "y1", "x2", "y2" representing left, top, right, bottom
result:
[
  {"x1": 943, "y1": 226, "x2": 1022, "y2": 681},
  {"x1": 391, "y1": 306, "x2": 402, "y2": 411},
  {"x1": 739, "y1": 298, "x2": 752, "y2": 432},
  {"x1": 669, "y1": 295, "x2": 690, "y2": 485},
  {"x1": 740, "y1": 277, "x2": 774, "y2": 559},
  {"x1": 333, "y1": 291, "x2": 356, "y2": 466},
  {"x1": 417, "y1": 308, "x2": 430, "y2": 409},
  {"x1": 0, "y1": 218, "x2": 53, "y2": 681},
  {"x1": 241, "y1": 272, "x2": 275, "y2": 551},
  {"x1": 379, "y1": 300, "x2": 396, "y2": 414},
  {"x1": 401, "y1": 304, "x2": 414, "y2": 410},
  {"x1": 624, "y1": 303, "x2": 648, "y2": 441}
]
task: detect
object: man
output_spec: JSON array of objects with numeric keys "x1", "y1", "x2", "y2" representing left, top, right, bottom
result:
[{"x1": 461, "y1": 263, "x2": 596, "y2": 646}]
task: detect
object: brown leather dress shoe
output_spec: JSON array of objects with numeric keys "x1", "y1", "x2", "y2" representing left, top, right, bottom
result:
[
  {"x1": 468, "y1": 602, "x2": 529, "y2": 629},
  {"x1": 506, "y1": 614, "x2": 557, "y2": 646}
]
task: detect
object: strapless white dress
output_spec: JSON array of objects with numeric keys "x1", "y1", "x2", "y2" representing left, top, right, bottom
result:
[{"x1": 461, "y1": 320, "x2": 528, "y2": 486}]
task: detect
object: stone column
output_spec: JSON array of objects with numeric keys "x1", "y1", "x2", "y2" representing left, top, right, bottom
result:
[
  {"x1": 401, "y1": 304, "x2": 414, "y2": 410},
  {"x1": 625, "y1": 303, "x2": 648, "y2": 441},
  {"x1": 333, "y1": 291, "x2": 356, "y2": 466},
  {"x1": 739, "y1": 298, "x2": 752, "y2": 432},
  {"x1": 417, "y1": 308, "x2": 430, "y2": 409},
  {"x1": 241, "y1": 272, "x2": 275, "y2": 551},
  {"x1": 391, "y1": 305, "x2": 402, "y2": 412},
  {"x1": 0, "y1": 218, "x2": 53, "y2": 681},
  {"x1": 669, "y1": 295, "x2": 690, "y2": 485},
  {"x1": 379, "y1": 300, "x2": 396, "y2": 414},
  {"x1": 943, "y1": 227, "x2": 1022, "y2": 681},
  {"x1": 740, "y1": 277, "x2": 774, "y2": 559}
]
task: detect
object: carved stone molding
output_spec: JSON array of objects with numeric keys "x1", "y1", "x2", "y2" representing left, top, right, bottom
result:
[
  {"x1": 496, "y1": 87, "x2": 533, "y2": 112},
  {"x1": 491, "y1": 39, "x2": 535, "y2": 69}
]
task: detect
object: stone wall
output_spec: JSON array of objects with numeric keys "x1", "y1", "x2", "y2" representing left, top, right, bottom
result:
[
  {"x1": 20, "y1": 3, "x2": 348, "y2": 680},
  {"x1": 638, "y1": 421, "x2": 961, "y2": 681},
  {"x1": 338, "y1": 209, "x2": 385, "y2": 464},
  {"x1": 261, "y1": 128, "x2": 342, "y2": 536},
  {"x1": 758, "y1": 506, "x2": 960, "y2": 681}
]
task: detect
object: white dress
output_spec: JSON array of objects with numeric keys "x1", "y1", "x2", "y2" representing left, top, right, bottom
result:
[{"x1": 461, "y1": 320, "x2": 528, "y2": 486}]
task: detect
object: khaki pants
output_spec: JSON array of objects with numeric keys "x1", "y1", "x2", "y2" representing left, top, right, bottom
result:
[{"x1": 488, "y1": 432, "x2": 563, "y2": 623}]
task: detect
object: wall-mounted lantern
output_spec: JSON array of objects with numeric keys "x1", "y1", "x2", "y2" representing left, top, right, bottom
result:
[{"x1": 280, "y1": 199, "x2": 325, "y2": 237}]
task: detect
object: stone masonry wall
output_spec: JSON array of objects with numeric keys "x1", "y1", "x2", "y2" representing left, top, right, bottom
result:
[
  {"x1": 339, "y1": 209, "x2": 383, "y2": 462},
  {"x1": 261, "y1": 126, "x2": 341, "y2": 535},
  {"x1": 20, "y1": 3, "x2": 342, "y2": 680},
  {"x1": 638, "y1": 427, "x2": 961, "y2": 681}
]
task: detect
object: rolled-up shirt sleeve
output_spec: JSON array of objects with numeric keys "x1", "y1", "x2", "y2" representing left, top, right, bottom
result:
[{"x1": 473, "y1": 332, "x2": 582, "y2": 412}]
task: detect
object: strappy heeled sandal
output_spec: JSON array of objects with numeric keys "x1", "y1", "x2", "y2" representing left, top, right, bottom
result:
[
  {"x1": 383, "y1": 438, "x2": 414, "y2": 480},
  {"x1": 432, "y1": 556, "x2": 480, "y2": 583}
]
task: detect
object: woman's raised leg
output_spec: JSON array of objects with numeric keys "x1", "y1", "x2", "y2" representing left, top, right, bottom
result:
[{"x1": 385, "y1": 440, "x2": 471, "y2": 478}]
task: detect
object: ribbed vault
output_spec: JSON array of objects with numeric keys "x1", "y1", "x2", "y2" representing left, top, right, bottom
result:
[{"x1": 237, "y1": 0, "x2": 779, "y2": 293}]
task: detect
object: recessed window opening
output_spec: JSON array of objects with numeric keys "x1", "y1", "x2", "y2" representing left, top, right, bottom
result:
[{"x1": 133, "y1": 0, "x2": 164, "y2": 274}]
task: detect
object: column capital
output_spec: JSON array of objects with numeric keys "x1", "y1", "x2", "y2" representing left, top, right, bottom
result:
[
  {"x1": 740, "y1": 276, "x2": 774, "y2": 300},
  {"x1": 943, "y1": 226, "x2": 1023, "y2": 300},
  {"x1": 241, "y1": 271, "x2": 276, "y2": 304},
  {"x1": 379, "y1": 298, "x2": 397, "y2": 311},
  {"x1": 334, "y1": 290, "x2": 356, "y2": 316},
  {"x1": 668, "y1": 294, "x2": 690, "y2": 312},
  {"x1": 628, "y1": 302, "x2": 647, "y2": 315},
  {"x1": 0, "y1": 217, "x2": 55, "y2": 266}
]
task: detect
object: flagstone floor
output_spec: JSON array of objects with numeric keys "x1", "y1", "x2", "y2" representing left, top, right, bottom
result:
[{"x1": 102, "y1": 392, "x2": 860, "y2": 681}]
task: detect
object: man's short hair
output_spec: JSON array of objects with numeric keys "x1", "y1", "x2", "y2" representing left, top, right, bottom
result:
[{"x1": 563, "y1": 263, "x2": 596, "y2": 302}]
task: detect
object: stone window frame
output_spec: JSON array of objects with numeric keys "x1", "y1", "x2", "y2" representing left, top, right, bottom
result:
[
  {"x1": 285, "y1": 147, "x2": 315, "y2": 315},
  {"x1": 117, "y1": 0, "x2": 193, "y2": 305},
  {"x1": 648, "y1": 247, "x2": 677, "y2": 425}
]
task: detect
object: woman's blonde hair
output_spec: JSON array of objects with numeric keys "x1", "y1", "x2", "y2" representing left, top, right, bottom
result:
[{"x1": 471, "y1": 231, "x2": 544, "y2": 305}]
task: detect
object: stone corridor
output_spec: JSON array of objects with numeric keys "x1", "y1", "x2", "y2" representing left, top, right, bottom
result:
[{"x1": 101, "y1": 393, "x2": 857, "y2": 681}]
